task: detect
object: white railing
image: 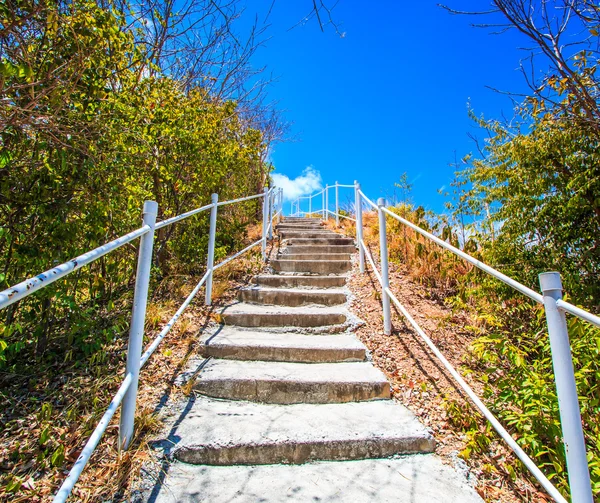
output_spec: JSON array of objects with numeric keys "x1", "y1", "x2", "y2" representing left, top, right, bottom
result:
[
  {"x1": 290, "y1": 182, "x2": 356, "y2": 225},
  {"x1": 0, "y1": 186, "x2": 283, "y2": 502},
  {"x1": 293, "y1": 181, "x2": 599, "y2": 503}
]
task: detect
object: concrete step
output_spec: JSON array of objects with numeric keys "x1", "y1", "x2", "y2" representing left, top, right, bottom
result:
[
  {"x1": 169, "y1": 397, "x2": 433, "y2": 464},
  {"x1": 286, "y1": 237, "x2": 354, "y2": 246},
  {"x1": 239, "y1": 286, "x2": 346, "y2": 306},
  {"x1": 277, "y1": 227, "x2": 325, "y2": 232},
  {"x1": 276, "y1": 223, "x2": 324, "y2": 229},
  {"x1": 279, "y1": 231, "x2": 341, "y2": 239},
  {"x1": 278, "y1": 253, "x2": 351, "y2": 261},
  {"x1": 283, "y1": 244, "x2": 356, "y2": 254},
  {"x1": 221, "y1": 303, "x2": 347, "y2": 327},
  {"x1": 284, "y1": 218, "x2": 323, "y2": 222},
  {"x1": 200, "y1": 328, "x2": 366, "y2": 362},
  {"x1": 147, "y1": 457, "x2": 483, "y2": 503},
  {"x1": 252, "y1": 275, "x2": 346, "y2": 288},
  {"x1": 193, "y1": 360, "x2": 390, "y2": 404},
  {"x1": 272, "y1": 259, "x2": 351, "y2": 274},
  {"x1": 280, "y1": 222, "x2": 324, "y2": 226}
]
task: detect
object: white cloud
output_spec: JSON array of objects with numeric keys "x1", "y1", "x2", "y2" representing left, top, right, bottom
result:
[{"x1": 272, "y1": 167, "x2": 323, "y2": 202}]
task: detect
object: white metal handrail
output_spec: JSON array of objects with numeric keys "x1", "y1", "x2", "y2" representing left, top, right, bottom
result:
[
  {"x1": 556, "y1": 299, "x2": 600, "y2": 328},
  {"x1": 356, "y1": 208, "x2": 566, "y2": 502},
  {"x1": 380, "y1": 207, "x2": 544, "y2": 304},
  {"x1": 0, "y1": 185, "x2": 283, "y2": 502},
  {"x1": 297, "y1": 180, "x2": 596, "y2": 503},
  {"x1": 0, "y1": 226, "x2": 150, "y2": 310},
  {"x1": 384, "y1": 286, "x2": 568, "y2": 503},
  {"x1": 291, "y1": 181, "x2": 355, "y2": 226},
  {"x1": 326, "y1": 209, "x2": 356, "y2": 222},
  {"x1": 155, "y1": 203, "x2": 214, "y2": 230},
  {"x1": 358, "y1": 190, "x2": 377, "y2": 210},
  {"x1": 139, "y1": 269, "x2": 211, "y2": 368},
  {"x1": 360, "y1": 238, "x2": 382, "y2": 285},
  {"x1": 214, "y1": 238, "x2": 264, "y2": 271}
]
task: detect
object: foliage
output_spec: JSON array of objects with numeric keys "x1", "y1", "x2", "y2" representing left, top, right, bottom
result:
[
  {"x1": 464, "y1": 108, "x2": 600, "y2": 307},
  {"x1": 0, "y1": 0, "x2": 270, "y2": 366},
  {"x1": 439, "y1": 59, "x2": 600, "y2": 500},
  {"x1": 0, "y1": 0, "x2": 273, "y2": 498}
]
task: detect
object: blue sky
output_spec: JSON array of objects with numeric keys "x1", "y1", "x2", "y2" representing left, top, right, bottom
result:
[{"x1": 240, "y1": 1, "x2": 535, "y2": 213}]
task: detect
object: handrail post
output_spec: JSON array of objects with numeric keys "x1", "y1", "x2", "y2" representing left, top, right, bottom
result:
[
  {"x1": 335, "y1": 181, "x2": 339, "y2": 227},
  {"x1": 268, "y1": 188, "x2": 274, "y2": 240},
  {"x1": 539, "y1": 272, "x2": 593, "y2": 503},
  {"x1": 205, "y1": 193, "x2": 218, "y2": 305},
  {"x1": 377, "y1": 197, "x2": 392, "y2": 335},
  {"x1": 309, "y1": 195, "x2": 312, "y2": 217},
  {"x1": 325, "y1": 185, "x2": 329, "y2": 220},
  {"x1": 354, "y1": 181, "x2": 365, "y2": 273},
  {"x1": 322, "y1": 189, "x2": 325, "y2": 219},
  {"x1": 277, "y1": 188, "x2": 282, "y2": 223},
  {"x1": 119, "y1": 200, "x2": 157, "y2": 450},
  {"x1": 262, "y1": 186, "x2": 268, "y2": 259}
]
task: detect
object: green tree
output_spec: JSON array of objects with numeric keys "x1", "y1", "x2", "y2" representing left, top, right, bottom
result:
[{"x1": 465, "y1": 109, "x2": 600, "y2": 307}]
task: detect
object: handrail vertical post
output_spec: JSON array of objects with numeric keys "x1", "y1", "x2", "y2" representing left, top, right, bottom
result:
[
  {"x1": 119, "y1": 200, "x2": 158, "y2": 450},
  {"x1": 309, "y1": 194, "x2": 312, "y2": 217},
  {"x1": 539, "y1": 272, "x2": 593, "y2": 503},
  {"x1": 268, "y1": 188, "x2": 274, "y2": 240},
  {"x1": 377, "y1": 197, "x2": 392, "y2": 335},
  {"x1": 325, "y1": 185, "x2": 329, "y2": 220},
  {"x1": 205, "y1": 193, "x2": 218, "y2": 305},
  {"x1": 277, "y1": 188, "x2": 282, "y2": 223},
  {"x1": 355, "y1": 181, "x2": 365, "y2": 273},
  {"x1": 262, "y1": 187, "x2": 268, "y2": 259},
  {"x1": 335, "y1": 181, "x2": 339, "y2": 227},
  {"x1": 322, "y1": 189, "x2": 325, "y2": 219}
]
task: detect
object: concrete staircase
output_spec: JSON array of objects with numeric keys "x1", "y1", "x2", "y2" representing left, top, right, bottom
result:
[{"x1": 144, "y1": 217, "x2": 483, "y2": 502}]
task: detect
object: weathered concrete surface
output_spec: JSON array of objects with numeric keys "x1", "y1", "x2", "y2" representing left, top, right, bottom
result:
[
  {"x1": 192, "y1": 360, "x2": 390, "y2": 403},
  {"x1": 272, "y1": 259, "x2": 351, "y2": 274},
  {"x1": 170, "y1": 397, "x2": 432, "y2": 464},
  {"x1": 252, "y1": 274, "x2": 347, "y2": 288},
  {"x1": 147, "y1": 457, "x2": 483, "y2": 503},
  {"x1": 200, "y1": 328, "x2": 366, "y2": 362},
  {"x1": 239, "y1": 286, "x2": 347, "y2": 306},
  {"x1": 278, "y1": 231, "x2": 341, "y2": 239},
  {"x1": 221, "y1": 303, "x2": 347, "y2": 327},
  {"x1": 276, "y1": 224, "x2": 324, "y2": 230},
  {"x1": 134, "y1": 218, "x2": 484, "y2": 503},
  {"x1": 278, "y1": 253, "x2": 352, "y2": 261},
  {"x1": 285, "y1": 237, "x2": 354, "y2": 246},
  {"x1": 282, "y1": 244, "x2": 356, "y2": 254}
]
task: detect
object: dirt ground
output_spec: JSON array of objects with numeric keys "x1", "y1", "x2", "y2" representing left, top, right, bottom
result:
[{"x1": 343, "y1": 236, "x2": 551, "y2": 503}]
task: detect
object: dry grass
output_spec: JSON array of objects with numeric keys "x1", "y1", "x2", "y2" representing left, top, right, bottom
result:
[
  {"x1": 342, "y1": 213, "x2": 551, "y2": 503},
  {"x1": 0, "y1": 225, "x2": 277, "y2": 502}
]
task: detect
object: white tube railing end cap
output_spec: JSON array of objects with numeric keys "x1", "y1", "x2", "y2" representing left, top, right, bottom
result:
[
  {"x1": 143, "y1": 200, "x2": 158, "y2": 216},
  {"x1": 377, "y1": 197, "x2": 386, "y2": 207},
  {"x1": 539, "y1": 271, "x2": 562, "y2": 293}
]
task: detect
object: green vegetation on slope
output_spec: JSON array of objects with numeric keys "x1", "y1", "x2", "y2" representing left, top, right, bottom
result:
[
  {"x1": 0, "y1": 1, "x2": 275, "y2": 498},
  {"x1": 0, "y1": 0, "x2": 270, "y2": 368}
]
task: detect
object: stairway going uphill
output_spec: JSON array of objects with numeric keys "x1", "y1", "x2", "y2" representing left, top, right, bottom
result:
[{"x1": 143, "y1": 218, "x2": 484, "y2": 502}]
